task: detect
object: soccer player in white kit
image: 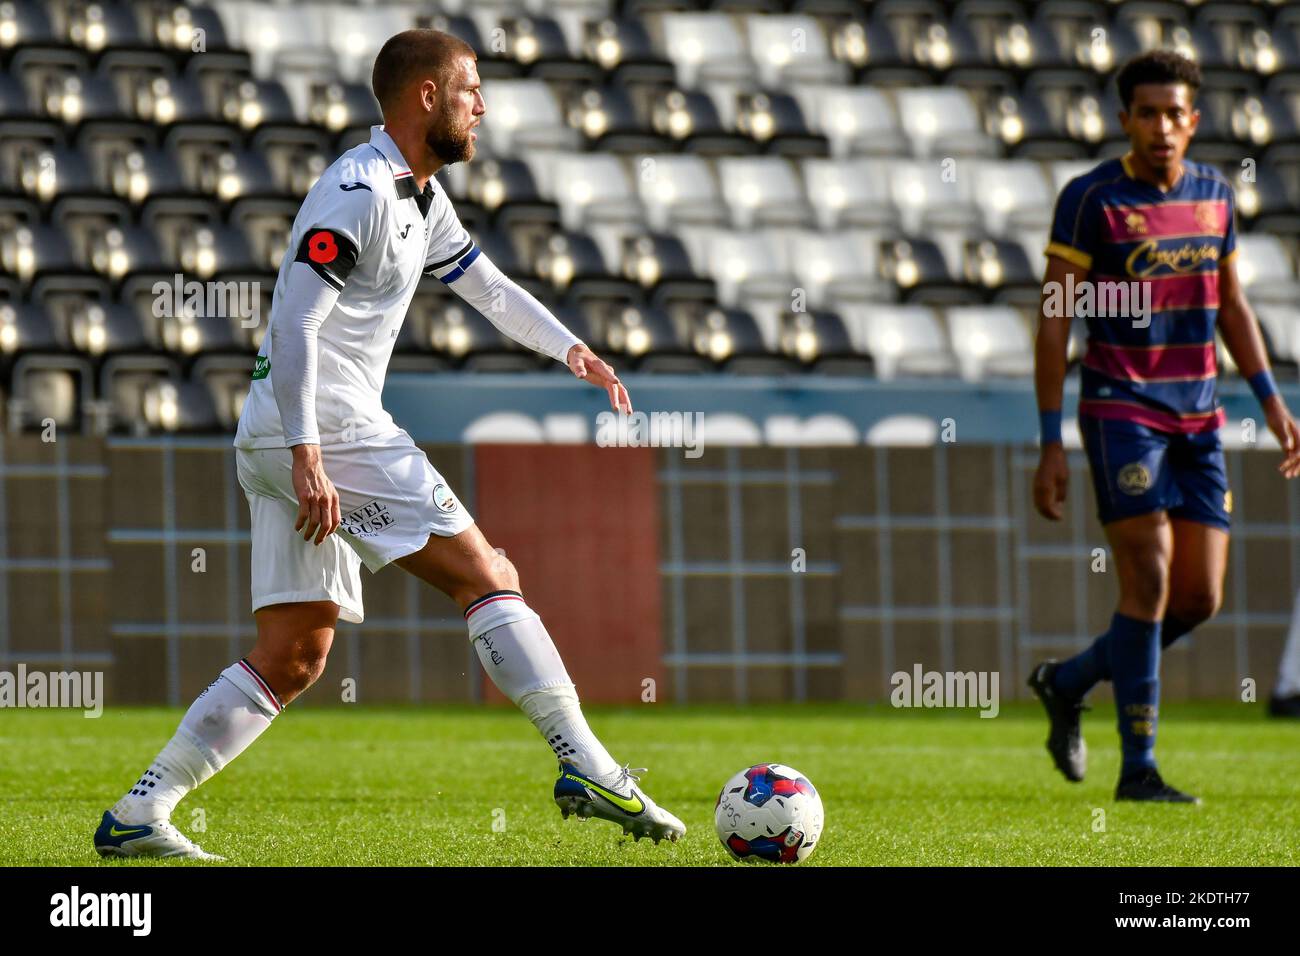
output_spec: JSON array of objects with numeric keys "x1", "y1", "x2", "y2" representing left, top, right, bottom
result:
[{"x1": 93, "y1": 29, "x2": 685, "y2": 860}]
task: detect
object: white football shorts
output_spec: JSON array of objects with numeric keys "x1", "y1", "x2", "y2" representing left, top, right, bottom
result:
[{"x1": 235, "y1": 427, "x2": 474, "y2": 623}]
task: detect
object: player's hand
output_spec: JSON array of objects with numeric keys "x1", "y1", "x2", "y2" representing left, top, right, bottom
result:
[
  {"x1": 1033, "y1": 443, "x2": 1069, "y2": 521},
  {"x1": 290, "y1": 444, "x2": 341, "y2": 545},
  {"x1": 1263, "y1": 396, "x2": 1300, "y2": 479},
  {"x1": 567, "y1": 343, "x2": 632, "y2": 414}
]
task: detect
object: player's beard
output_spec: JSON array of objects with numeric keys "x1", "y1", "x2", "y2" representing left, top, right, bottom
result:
[{"x1": 426, "y1": 101, "x2": 475, "y2": 166}]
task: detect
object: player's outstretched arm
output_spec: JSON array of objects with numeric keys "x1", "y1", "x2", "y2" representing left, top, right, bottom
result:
[
  {"x1": 1217, "y1": 256, "x2": 1300, "y2": 478},
  {"x1": 445, "y1": 251, "x2": 632, "y2": 412},
  {"x1": 1032, "y1": 255, "x2": 1086, "y2": 520}
]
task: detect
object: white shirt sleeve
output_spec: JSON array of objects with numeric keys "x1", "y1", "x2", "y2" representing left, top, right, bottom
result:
[
  {"x1": 270, "y1": 183, "x2": 382, "y2": 445},
  {"x1": 441, "y1": 250, "x2": 583, "y2": 363},
  {"x1": 270, "y1": 261, "x2": 343, "y2": 446},
  {"x1": 423, "y1": 187, "x2": 582, "y2": 364}
]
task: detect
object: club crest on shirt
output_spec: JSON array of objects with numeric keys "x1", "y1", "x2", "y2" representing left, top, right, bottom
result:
[
  {"x1": 433, "y1": 483, "x2": 458, "y2": 513},
  {"x1": 1194, "y1": 201, "x2": 1221, "y2": 232},
  {"x1": 1117, "y1": 462, "x2": 1152, "y2": 495}
]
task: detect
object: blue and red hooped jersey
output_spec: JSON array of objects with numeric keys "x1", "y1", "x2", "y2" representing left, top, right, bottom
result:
[{"x1": 1045, "y1": 154, "x2": 1237, "y2": 434}]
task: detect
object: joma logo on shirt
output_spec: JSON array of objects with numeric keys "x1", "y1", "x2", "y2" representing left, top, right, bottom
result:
[
  {"x1": 342, "y1": 500, "x2": 394, "y2": 536},
  {"x1": 1125, "y1": 240, "x2": 1220, "y2": 277}
]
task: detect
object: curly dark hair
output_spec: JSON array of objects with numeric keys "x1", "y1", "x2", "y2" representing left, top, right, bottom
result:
[{"x1": 1116, "y1": 50, "x2": 1202, "y2": 111}]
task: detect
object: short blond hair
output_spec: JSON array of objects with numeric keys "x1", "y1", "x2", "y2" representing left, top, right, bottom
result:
[{"x1": 372, "y1": 29, "x2": 477, "y2": 116}]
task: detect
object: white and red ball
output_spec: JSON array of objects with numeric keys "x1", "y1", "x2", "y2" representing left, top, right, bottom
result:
[{"x1": 714, "y1": 763, "x2": 824, "y2": 864}]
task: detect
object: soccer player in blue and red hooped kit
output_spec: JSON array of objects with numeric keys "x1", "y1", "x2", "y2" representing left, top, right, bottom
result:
[{"x1": 1029, "y1": 50, "x2": 1300, "y2": 803}]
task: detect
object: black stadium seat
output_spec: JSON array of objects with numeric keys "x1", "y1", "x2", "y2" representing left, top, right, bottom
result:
[{"x1": 0, "y1": 0, "x2": 1296, "y2": 433}]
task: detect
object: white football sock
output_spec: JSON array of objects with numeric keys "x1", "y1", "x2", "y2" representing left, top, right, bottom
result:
[
  {"x1": 112, "y1": 660, "x2": 282, "y2": 825},
  {"x1": 466, "y1": 590, "x2": 621, "y2": 782},
  {"x1": 1277, "y1": 588, "x2": 1300, "y2": 697}
]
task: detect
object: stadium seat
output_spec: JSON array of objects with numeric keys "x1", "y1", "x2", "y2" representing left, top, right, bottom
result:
[
  {"x1": 0, "y1": 0, "x2": 57, "y2": 49},
  {"x1": 838, "y1": 302, "x2": 957, "y2": 380},
  {"x1": 968, "y1": 160, "x2": 1054, "y2": 236},
  {"x1": 492, "y1": 14, "x2": 604, "y2": 83},
  {"x1": 100, "y1": 353, "x2": 181, "y2": 433},
  {"x1": 876, "y1": 235, "x2": 977, "y2": 305},
  {"x1": 54, "y1": 301, "x2": 149, "y2": 357},
  {"x1": 979, "y1": 86, "x2": 1083, "y2": 160},
  {"x1": 956, "y1": 0, "x2": 1067, "y2": 71},
  {"x1": 9, "y1": 355, "x2": 93, "y2": 431},
  {"x1": 872, "y1": 0, "x2": 983, "y2": 74},
  {"x1": 894, "y1": 86, "x2": 998, "y2": 157},
  {"x1": 1255, "y1": 302, "x2": 1300, "y2": 370},
  {"x1": 791, "y1": 84, "x2": 906, "y2": 158},
  {"x1": 634, "y1": 153, "x2": 727, "y2": 231},
  {"x1": 1034, "y1": 2, "x2": 1140, "y2": 75},
  {"x1": 674, "y1": 225, "x2": 794, "y2": 311},
  {"x1": 227, "y1": 197, "x2": 299, "y2": 272},
  {"x1": 732, "y1": 89, "x2": 828, "y2": 156},
  {"x1": 1025, "y1": 69, "x2": 1111, "y2": 148},
  {"x1": 657, "y1": 13, "x2": 758, "y2": 89},
  {"x1": 523, "y1": 151, "x2": 641, "y2": 231},
  {"x1": 312, "y1": 3, "x2": 415, "y2": 84},
  {"x1": 250, "y1": 127, "x2": 333, "y2": 198},
  {"x1": 777, "y1": 307, "x2": 871, "y2": 375},
  {"x1": 800, "y1": 157, "x2": 897, "y2": 230},
  {"x1": 0, "y1": 0, "x2": 1297, "y2": 433},
  {"x1": 562, "y1": 84, "x2": 668, "y2": 153},
  {"x1": 945, "y1": 304, "x2": 1034, "y2": 381},
  {"x1": 768, "y1": 229, "x2": 887, "y2": 308},
  {"x1": 599, "y1": 303, "x2": 709, "y2": 373},
  {"x1": 191, "y1": 353, "x2": 254, "y2": 429},
  {"x1": 746, "y1": 14, "x2": 850, "y2": 88},
  {"x1": 578, "y1": 15, "x2": 672, "y2": 79},
  {"x1": 2, "y1": 222, "x2": 78, "y2": 283},
  {"x1": 685, "y1": 305, "x2": 792, "y2": 374},
  {"x1": 208, "y1": 0, "x2": 330, "y2": 77},
  {"x1": 965, "y1": 237, "x2": 1038, "y2": 306},
  {"x1": 1234, "y1": 234, "x2": 1300, "y2": 305},
  {"x1": 0, "y1": 299, "x2": 59, "y2": 356},
  {"x1": 715, "y1": 156, "x2": 813, "y2": 229},
  {"x1": 611, "y1": 231, "x2": 700, "y2": 290},
  {"x1": 10, "y1": 146, "x2": 99, "y2": 202},
  {"x1": 473, "y1": 79, "x2": 579, "y2": 155},
  {"x1": 647, "y1": 87, "x2": 756, "y2": 155},
  {"x1": 885, "y1": 157, "x2": 980, "y2": 236}
]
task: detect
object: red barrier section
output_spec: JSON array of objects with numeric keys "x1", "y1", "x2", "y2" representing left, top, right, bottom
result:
[{"x1": 473, "y1": 445, "x2": 663, "y2": 704}]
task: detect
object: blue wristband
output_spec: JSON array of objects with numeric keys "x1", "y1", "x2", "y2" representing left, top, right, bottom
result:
[
  {"x1": 1040, "y1": 409, "x2": 1062, "y2": 445},
  {"x1": 1249, "y1": 369, "x2": 1279, "y2": 404}
]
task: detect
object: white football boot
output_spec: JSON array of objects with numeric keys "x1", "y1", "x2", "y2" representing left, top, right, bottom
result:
[
  {"x1": 94, "y1": 810, "x2": 225, "y2": 861},
  {"x1": 554, "y1": 762, "x2": 686, "y2": 844}
]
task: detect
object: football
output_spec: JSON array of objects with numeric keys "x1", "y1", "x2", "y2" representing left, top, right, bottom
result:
[{"x1": 714, "y1": 763, "x2": 824, "y2": 864}]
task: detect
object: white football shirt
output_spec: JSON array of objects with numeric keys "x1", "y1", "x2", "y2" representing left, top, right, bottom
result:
[{"x1": 234, "y1": 125, "x2": 580, "y2": 449}]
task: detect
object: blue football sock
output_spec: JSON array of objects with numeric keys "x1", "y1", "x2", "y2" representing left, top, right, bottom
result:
[
  {"x1": 1109, "y1": 613, "x2": 1161, "y2": 776},
  {"x1": 1053, "y1": 612, "x2": 1194, "y2": 701},
  {"x1": 1051, "y1": 628, "x2": 1111, "y2": 699}
]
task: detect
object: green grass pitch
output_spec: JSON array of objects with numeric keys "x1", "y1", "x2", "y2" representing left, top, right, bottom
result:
[{"x1": 3, "y1": 702, "x2": 1296, "y2": 866}]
